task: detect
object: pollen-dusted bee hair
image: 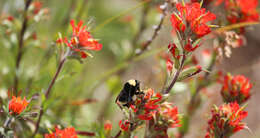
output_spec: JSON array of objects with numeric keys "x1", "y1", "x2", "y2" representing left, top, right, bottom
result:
[{"x1": 116, "y1": 79, "x2": 143, "y2": 108}]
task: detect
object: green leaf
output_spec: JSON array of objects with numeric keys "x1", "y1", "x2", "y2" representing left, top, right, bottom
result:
[
  {"x1": 192, "y1": 38, "x2": 201, "y2": 47},
  {"x1": 177, "y1": 66, "x2": 201, "y2": 81},
  {"x1": 174, "y1": 58, "x2": 180, "y2": 69}
]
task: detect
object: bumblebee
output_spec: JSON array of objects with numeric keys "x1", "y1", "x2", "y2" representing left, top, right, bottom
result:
[{"x1": 115, "y1": 80, "x2": 143, "y2": 108}]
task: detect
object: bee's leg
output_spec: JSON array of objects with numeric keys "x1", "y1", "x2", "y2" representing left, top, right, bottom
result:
[
  {"x1": 115, "y1": 99, "x2": 124, "y2": 111},
  {"x1": 116, "y1": 100, "x2": 129, "y2": 117},
  {"x1": 115, "y1": 96, "x2": 130, "y2": 116},
  {"x1": 115, "y1": 94, "x2": 123, "y2": 109}
]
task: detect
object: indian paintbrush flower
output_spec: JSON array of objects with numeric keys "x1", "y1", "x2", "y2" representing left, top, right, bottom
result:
[
  {"x1": 104, "y1": 120, "x2": 112, "y2": 137},
  {"x1": 184, "y1": 40, "x2": 200, "y2": 52},
  {"x1": 117, "y1": 88, "x2": 180, "y2": 136},
  {"x1": 166, "y1": 58, "x2": 174, "y2": 74},
  {"x1": 132, "y1": 89, "x2": 180, "y2": 130},
  {"x1": 205, "y1": 102, "x2": 248, "y2": 138},
  {"x1": 170, "y1": 2, "x2": 216, "y2": 38},
  {"x1": 104, "y1": 120, "x2": 112, "y2": 131},
  {"x1": 216, "y1": 0, "x2": 259, "y2": 26},
  {"x1": 31, "y1": 1, "x2": 42, "y2": 14},
  {"x1": 9, "y1": 96, "x2": 29, "y2": 115},
  {"x1": 45, "y1": 127, "x2": 78, "y2": 138},
  {"x1": 221, "y1": 74, "x2": 252, "y2": 104},
  {"x1": 56, "y1": 20, "x2": 102, "y2": 59},
  {"x1": 119, "y1": 120, "x2": 130, "y2": 131}
]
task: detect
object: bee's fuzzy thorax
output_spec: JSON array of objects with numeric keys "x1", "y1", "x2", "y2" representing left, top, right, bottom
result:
[{"x1": 127, "y1": 79, "x2": 136, "y2": 86}]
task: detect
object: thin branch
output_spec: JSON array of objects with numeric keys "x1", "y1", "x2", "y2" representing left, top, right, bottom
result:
[
  {"x1": 132, "y1": 3, "x2": 150, "y2": 49},
  {"x1": 45, "y1": 58, "x2": 67, "y2": 98},
  {"x1": 13, "y1": 0, "x2": 33, "y2": 93},
  {"x1": 114, "y1": 130, "x2": 122, "y2": 138},
  {"x1": 32, "y1": 57, "x2": 67, "y2": 137},
  {"x1": 137, "y1": 2, "x2": 167, "y2": 56},
  {"x1": 76, "y1": 131, "x2": 95, "y2": 136},
  {"x1": 164, "y1": 55, "x2": 186, "y2": 94}
]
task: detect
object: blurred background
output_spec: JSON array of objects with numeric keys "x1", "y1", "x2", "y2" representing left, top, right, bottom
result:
[{"x1": 0, "y1": 0, "x2": 259, "y2": 137}]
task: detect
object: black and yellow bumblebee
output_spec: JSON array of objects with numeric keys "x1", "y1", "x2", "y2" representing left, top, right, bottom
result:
[{"x1": 115, "y1": 79, "x2": 144, "y2": 108}]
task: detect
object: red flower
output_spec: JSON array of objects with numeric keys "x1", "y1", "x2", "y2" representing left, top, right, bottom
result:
[
  {"x1": 184, "y1": 41, "x2": 200, "y2": 52},
  {"x1": 237, "y1": 0, "x2": 259, "y2": 22},
  {"x1": 144, "y1": 102, "x2": 159, "y2": 111},
  {"x1": 139, "y1": 90, "x2": 181, "y2": 129},
  {"x1": 70, "y1": 20, "x2": 102, "y2": 51},
  {"x1": 170, "y1": 13, "x2": 186, "y2": 32},
  {"x1": 170, "y1": 2, "x2": 216, "y2": 37},
  {"x1": 138, "y1": 113, "x2": 153, "y2": 120},
  {"x1": 143, "y1": 92, "x2": 162, "y2": 111},
  {"x1": 162, "y1": 106, "x2": 181, "y2": 128},
  {"x1": 168, "y1": 43, "x2": 180, "y2": 59},
  {"x1": 138, "y1": 91, "x2": 162, "y2": 121},
  {"x1": 205, "y1": 102, "x2": 248, "y2": 137},
  {"x1": 237, "y1": 0, "x2": 258, "y2": 14},
  {"x1": 221, "y1": 74, "x2": 252, "y2": 104},
  {"x1": 151, "y1": 93, "x2": 162, "y2": 104},
  {"x1": 32, "y1": 1, "x2": 42, "y2": 14},
  {"x1": 130, "y1": 104, "x2": 138, "y2": 112},
  {"x1": 57, "y1": 20, "x2": 102, "y2": 58},
  {"x1": 104, "y1": 121, "x2": 112, "y2": 131},
  {"x1": 7, "y1": 16, "x2": 14, "y2": 22},
  {"x1": 166, "y1": 58, "x2": 173, "y2": 73},
  {"x1": 119, "y1": 88, "x2": 181, "y2": 137},
  {"x1": 216, "y1": 0, "x2": 259, "y2": 25},
  {"x1": 144, "y1": 88, "x2": 154, "y2": 100},
  {"x1": 119, "y1": 120, "x2": 130, "y2": 131},
  {"x1": 45, "y1": 127, "x2": 78, "y2": 138},
  {"x1": 9, "y1": 96, "x2": 29, "y2": 115}
]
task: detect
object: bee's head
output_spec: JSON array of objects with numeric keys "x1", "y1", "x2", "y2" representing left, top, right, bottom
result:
[{"x1": 125, "y1": 79, "x2": 140, "y2": 91}]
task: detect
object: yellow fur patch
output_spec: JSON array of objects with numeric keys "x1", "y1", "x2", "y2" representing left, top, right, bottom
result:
[{"x1": 127, "y1": 79, "x2": 136, "y2": 86}]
